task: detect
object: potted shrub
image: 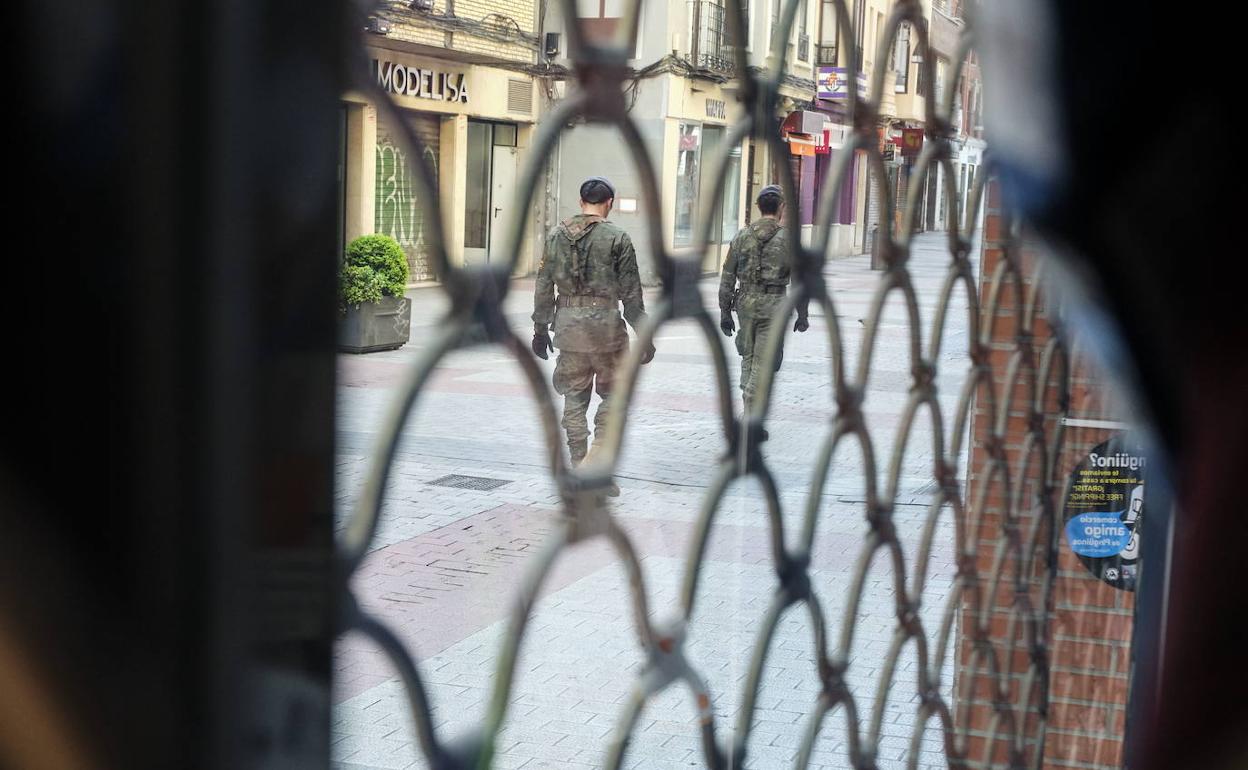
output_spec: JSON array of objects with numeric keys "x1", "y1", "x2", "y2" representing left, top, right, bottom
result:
[{"x1": 339, "y1": 234, "x2": 412, "y2": 353}]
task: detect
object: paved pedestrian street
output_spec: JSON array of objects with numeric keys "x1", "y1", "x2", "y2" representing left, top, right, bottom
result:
[{"x1": 333, "y1": 234, "x2": 974, "y2": 770}]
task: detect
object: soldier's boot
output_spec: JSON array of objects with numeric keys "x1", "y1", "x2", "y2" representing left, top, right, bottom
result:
[
  {"x1": 740, "y1": 393, "x2": 768, "y2": 442},
  {"x1": 740, "y1": 351, "x2": 768, "y2": 442},
  {"x1": 582, "y1": 441, "x2": 620, "y2": 497}
]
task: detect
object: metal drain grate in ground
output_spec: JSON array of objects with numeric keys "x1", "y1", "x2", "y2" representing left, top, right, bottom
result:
[{"x1": 427, "y1": 474, "x2": 512, "y2": 492}]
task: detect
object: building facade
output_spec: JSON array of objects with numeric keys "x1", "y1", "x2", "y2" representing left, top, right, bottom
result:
[
  {"x1": 342, "y1": 1, "x2": 546, "y2": 283},
  {"x1": 950, "y1": 3, "x2": 986, "y2": 235},
  {"x1": 913, "y1": 0, "x2": 983, "y2": 235},
  {"x1": 542, "y1": 0, "x2": 819, "y2": 281},
  {"x1": 809, "y1": 0, "x2": 930, "y2": 257},
  {"x1": 340, "y1": 1, "x2": 981, "y2": 283}
]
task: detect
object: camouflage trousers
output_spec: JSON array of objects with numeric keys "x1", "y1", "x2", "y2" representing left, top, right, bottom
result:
[
  {"x1": 552, "y1": 349, "x2": 622, "y2": 465},
  {"x1": 734, "y1": 292, "x2": 785, "y2": 412}
]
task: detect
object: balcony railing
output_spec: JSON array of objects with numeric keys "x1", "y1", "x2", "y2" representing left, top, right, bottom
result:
[
  {"x1": 798, "y1": 33, "x2": 809, "y2": 61},
  {"x1": 688, "y1": 0, "x2": 734, "y2": 73},
  {"x1": 816, "y1": 43, "x2": 838, "y2": 65},
  {"x1": 694, "y1": 52, "x2": 735, "y2": 72}
]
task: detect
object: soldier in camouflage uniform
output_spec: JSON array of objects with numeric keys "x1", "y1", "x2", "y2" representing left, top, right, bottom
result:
[
  {"x1": 532, "y1": 177, "x2": 655, "y2": 490},
  {"x1": 719, "y1": 185, "x2": 809, "y2": 432}
]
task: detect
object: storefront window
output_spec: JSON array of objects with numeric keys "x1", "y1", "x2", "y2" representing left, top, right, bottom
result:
[
  {"x1": 464, "y1": 120, "x2": 491, "y2": 250},
  {"x1": 701, "y1": 125, "x2": 723, "y2": 239},
  {"x1": 673, "y1": 122, "x2": 702, "y2": 247},
  {"x1": 493, "y1": 123, "x2": 517, "y2": 147},
  {"x1": 674, "y1": 123, "x2": 740, "y2": 247},
  {"x1": 720, "y1": 142, "x2": 742, "y2": 242}
]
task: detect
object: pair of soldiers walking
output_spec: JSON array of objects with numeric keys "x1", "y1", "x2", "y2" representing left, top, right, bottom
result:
[{"x1": 531, "y1": 178, "x2": 807, "y2": 491}]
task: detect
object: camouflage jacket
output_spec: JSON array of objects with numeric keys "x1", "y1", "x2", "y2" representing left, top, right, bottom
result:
[
  {"x1": 532, "y1": 214, "x2": 647, "y2": 353},
  {"x1": 718, "y1": 218, "x2": 790, "y2": 315}
]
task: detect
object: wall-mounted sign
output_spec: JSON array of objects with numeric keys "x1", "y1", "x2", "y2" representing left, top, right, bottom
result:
[
  {"x1": 781, "y1": 110, "x2": 824, "y2": 135},
  {"x1": 782, "y1": 110, "x2": 824, "y2": 157},
  {"x1": 815, "y1": 128, "x2": 833, "y2": 155},
  {"x1": 824, "y1": 123, "x2": 849, "y2": 150},
  {"x1": 705, "y1": 99, "x2": 726, "y2": 119},
  {"x1": 373, "y1": 59, "x2": 469, "y2": 103},
  {"x1": 787, "y1": 136, "x2": 817, "y2": 156},
  {"x1": 900, "y1": 128, "x2": 924, "y2": 156},
  {"x1": 816, "y1": 67, "x2": 866, "y2": 101},
  {"x1": 1061, "y1": 435, "x2": 1148, "y2": 591}
]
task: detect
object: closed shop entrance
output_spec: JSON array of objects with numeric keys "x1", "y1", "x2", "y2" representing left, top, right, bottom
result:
[
  {"x1": 463, "y1": 120, "x2": 519, "y2": 266},
  {"x1": 374, "y1": 109, "x2": 441, "y2": 282}
]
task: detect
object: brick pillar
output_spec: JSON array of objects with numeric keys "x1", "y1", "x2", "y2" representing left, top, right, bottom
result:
[
  {"x1": 1041, "y1": 354, "x2": 1135, "y2": 768},
  {"x1": 957, "y1": 179, "x2": 1134, "y2": 768}
]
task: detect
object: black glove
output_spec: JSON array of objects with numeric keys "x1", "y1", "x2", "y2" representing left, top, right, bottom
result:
[
  {"x1": 720, "y1": 312, "x2": 735, "y2": 337},
  {"x1": 640, "y1": 340, "x2": 656, "y2": 365},
  {"x1": 531, "y1": 326, "x2": 554, "y2": 360},
  {"x1": 793, "y1": 314, "x2": 809, "y2": 333}
]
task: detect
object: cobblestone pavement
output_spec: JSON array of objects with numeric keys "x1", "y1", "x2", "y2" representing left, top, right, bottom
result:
[{"x1": 333, "y1": 233, "x2": 974, "y2": 769}]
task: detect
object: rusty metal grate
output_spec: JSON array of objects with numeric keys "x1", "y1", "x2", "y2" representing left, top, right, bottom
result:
[
  {"x1": 336, "y1": 1, "x2": 1065, "y2": 768},
  {"x1": 427, "y1": 474, "x2": 514, "y2": 491}
]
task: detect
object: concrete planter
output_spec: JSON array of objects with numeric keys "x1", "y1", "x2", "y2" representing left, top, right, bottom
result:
[{"x1": 340, "y1": 295, "x2": 411, "y2": 353}]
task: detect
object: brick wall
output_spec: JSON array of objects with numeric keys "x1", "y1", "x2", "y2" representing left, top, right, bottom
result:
[
  {"x1": 1043, "y1": 348, "x2": 1134, "y2": 769},
  {"x1": 386, "y1": 18, "x2": 445, "y2": 50},
  {"x1": 452, "y1": 0, "x2": 535, "y2": 61},
  {"x1": 956, "y1": 180, "x2": 1134, "y2": 768},
  {"x1": 389, "y1": 0, "x2": 537, "y2": 64}
]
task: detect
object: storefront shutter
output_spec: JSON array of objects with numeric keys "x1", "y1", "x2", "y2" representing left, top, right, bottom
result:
[{"x1": 374, "y1": 109, "x2": 442, "y2": 282}]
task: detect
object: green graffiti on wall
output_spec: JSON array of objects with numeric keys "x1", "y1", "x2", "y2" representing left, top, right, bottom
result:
[{"x1": 375, "y1": 142, "x2": 438, "y2": 279}]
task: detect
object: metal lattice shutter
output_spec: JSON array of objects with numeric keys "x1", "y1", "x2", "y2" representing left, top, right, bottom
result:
[{"x1": 374, "y1": 109, "x2": 441, "y2": 283}]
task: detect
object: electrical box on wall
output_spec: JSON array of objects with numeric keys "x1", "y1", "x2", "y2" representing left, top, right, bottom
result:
[{"x1": 545, "y1": 32, "x2": 561, "y2": 58}]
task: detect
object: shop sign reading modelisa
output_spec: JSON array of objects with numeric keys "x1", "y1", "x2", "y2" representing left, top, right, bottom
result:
[{"x1": 373, "y1": 59, "x2": 469, "y2": 103}]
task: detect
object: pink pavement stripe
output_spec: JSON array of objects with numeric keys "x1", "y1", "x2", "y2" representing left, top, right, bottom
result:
[
  {"x1": 338, "y1": 357, "x2": 845, "y2": 421},
  {"x1": 338, "y1": 362, "x2": 487, "y2": 390},
  {"x1": 334, "y1": 500, "x2": 854, "y2": 704}
]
